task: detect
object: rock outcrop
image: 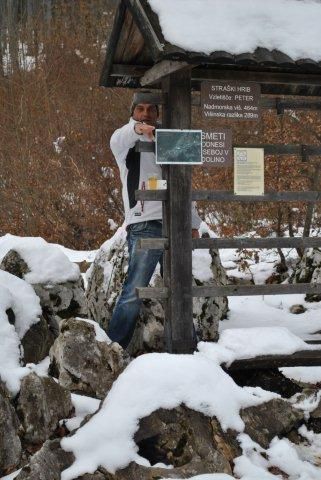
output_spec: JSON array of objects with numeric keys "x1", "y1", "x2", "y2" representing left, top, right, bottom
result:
[
  {"x1": 17, "y1": 373, "x2": 73, "y2": 445},
  {"x1": 0, "y1": 383, "x2": 22, "y2": 475},
  {"x1": 49, "y1": 318, "x2": 129, "y2": 399},
  {"x1": 291, "y1": 247, "x2": 321, "y2": 302}
]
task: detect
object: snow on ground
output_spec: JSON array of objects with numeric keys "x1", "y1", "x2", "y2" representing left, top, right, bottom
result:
[
  {"x1": 0, "y1": 234, "x2": 80, "y2": 284},
  {"x1": 1, "y1": 231, "x2": 321, "y2": 478},
  {"x1": 234, "y1": 431, "x2": 321, "y2": 480},
  {"x1": 148, "y1": 0, "x2": 321, "y2": 61},
  {"x1": 61, "y1": 350, "x2": 279, "y2": 479},
  {"x1": 62, "y1": 393, "x2": 101, "y2": 432}
]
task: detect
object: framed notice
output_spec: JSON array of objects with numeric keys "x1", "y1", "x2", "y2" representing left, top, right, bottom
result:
[
  {"x1": 234, "y1": 148, "x2": 264, "y2": 195},
  {"x1": 156, "y1": 129, "x2": 202, "y2": 165}
]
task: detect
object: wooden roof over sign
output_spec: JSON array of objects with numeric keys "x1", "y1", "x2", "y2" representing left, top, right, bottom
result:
[{"x1": 100, "y1": 0, "x2": 321, "y2": 96}]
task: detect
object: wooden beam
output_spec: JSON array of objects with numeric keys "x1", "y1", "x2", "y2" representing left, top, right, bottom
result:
[
  {"x1": 125, "y1": 0, "x2": 164, "y2": 61},
  {"x1": 161, "y1": 69, "x2": 195, "y2": 354},
  {"x1": 135, "y1": 189, "x2": 167, "y2": 201},
  {"x1": 99, "y1": 1, "x2": 127, "y2": 86},
  {"x1": 191, "y1": 190, "x2": 321, "y2": 203},
  {"x1": 136, "y1": 236, "x2": 321, "y2": 251},
  {"x1": 227, "y1": 350, "x2": 321, "y2": 370},
  {"x1": 110, "y1": 64, "x2": 149, "y2": 77},
  {"x1": 192, "y1": 68, "x2": 321, "y2": 87},
  {"x1": 192, "y1": 283, "x2": 321, "y2": 297},
  {"x1": 136, "y1": 190, "x2": 321, "y2": 203},
  {"x1": 137, "y1": 283, "x2": 321, "y2": 299},
  {"x1": 140, "y1": 60, "x2": 192, "y2": 86},
  {"x1": 135, "y1": 140, "x2": 321, "y2": 158}
]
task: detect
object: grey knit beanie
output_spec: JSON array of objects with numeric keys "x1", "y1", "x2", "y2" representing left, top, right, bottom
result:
[{"x1": 130, "y1": 90, "x2": 159, "y2": 116}]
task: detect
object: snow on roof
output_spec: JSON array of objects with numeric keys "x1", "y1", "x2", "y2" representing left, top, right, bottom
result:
[
  {"x1": 0, "y1": 234, "x2": 80, "y2": 284},
  {"x1": 148, "y1": 0, "x2": 321, "y2": 61}
]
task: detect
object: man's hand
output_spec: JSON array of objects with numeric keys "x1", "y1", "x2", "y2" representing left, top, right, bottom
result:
[
  {"x1": 134, "y1": 122, "x2": 155, "y2": 140},
  {"x1": 192, "y1": 229, "x2": 199, "y2": 238}
]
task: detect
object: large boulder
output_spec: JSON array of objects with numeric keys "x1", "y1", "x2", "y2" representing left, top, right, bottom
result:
[
  {"x1": 86, "y1": 229, "x2": 228, "y2": 354},
  {"x1": 17, "y1": 373, "x2": 73, "y2": 445},
  {"x1": 291, "y1": 247, "x2": 321, "y2": 302},
  {"x1": 49, "y1": 318, "x2": 129, "y2": 399},
  {"x1": 0, "y1": 382, "x2": 22, "y2": 475},
  {"x1": 134, "y1": 405, "x2": 232, "y2": 474}
]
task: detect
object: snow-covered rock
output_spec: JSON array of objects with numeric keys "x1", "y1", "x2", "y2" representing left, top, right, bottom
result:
[
  {"x1": 1, "y1": 244, "x2": 87, "y2": 337},
  {"x1": 134, "y1": 405, "x2": 232, "y2": 474},
  {"x1": 291, "y1": 247, "x2": 321, "y2": 302},
  {"x1": 0, "y1": 271, "x2": 43, "y2": 393}
]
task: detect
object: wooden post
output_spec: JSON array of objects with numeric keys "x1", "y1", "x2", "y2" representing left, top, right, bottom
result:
[{"x1": 161, "y1": 70, "x2": 196, "y2": 354}]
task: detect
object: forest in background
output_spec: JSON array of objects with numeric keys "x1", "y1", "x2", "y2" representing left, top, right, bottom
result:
[{"x1": 0, "y1": 0, "x2": 321, "y2": 250}]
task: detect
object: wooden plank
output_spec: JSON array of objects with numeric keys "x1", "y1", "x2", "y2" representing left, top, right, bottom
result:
[
  {"x1": 161, "y1": 69, "x2": 195, "y2": 354},
  {"x1": 110, "y1": 64, "x2": 149, "y2": 77},
  {"x1": 194, "y1": 237, "x2": 321, "y2": 249},
  {"x1": 135, "y1": 140, "x2": 321, "y2": 158},
  {"x1": 137, "y1": 236, "x2": 321, "y2": 251},
  {"x1": 192, "y1": 283, "x2": 321, "y2": 297},
  {"x1": 99, "y1": 1, "x2": 127, "y2": 86},
  {"x1": 125, "y1": 0, "x2": 163, "y2": 61},
  {"x1": 192, "y1": 68, "x2": 321, "y2": 87},
  {"x1": 140, "y1": 60, "x2": 192, "y2": 86},
  {"x1": 136, "y1": 190, "x2": 321, "y2": 203},
  {"x1": 191, "y1": 191, "x2": 321, "y2": 203},
  {"x1": 135, "y1": 189, "x2": 167, "y2": 201},
  {"x1": 227, "y1": 350, "x2": 321, "y2": 370},
  {"x1": 137, "y1": 283, "x2": 321, "y2": 299}
]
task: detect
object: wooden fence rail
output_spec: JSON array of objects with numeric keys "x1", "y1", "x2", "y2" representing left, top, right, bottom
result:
[
  {"x1": 136, "y1": 189, "x2": 321, "y2": 202},
  {"x1": 137, "y1": 283, "x2": 321, "y2": 299},
  {"x1": 227, "y1": 349, "x2": 321, "y2": 370},
  {"x1": 135, "y1": 140, "x2": 321, "y2": 159},
  {"x1": 137, "y1": 236, "x2": 321, "y2": 250}
]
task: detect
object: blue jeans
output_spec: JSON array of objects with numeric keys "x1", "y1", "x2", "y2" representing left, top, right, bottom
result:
[{"x1": 107, "y1": 220, "x2": 163, "y2": 349}]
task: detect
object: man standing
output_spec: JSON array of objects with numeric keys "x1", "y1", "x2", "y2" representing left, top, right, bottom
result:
[{"x1": 107, "y1": 93, "x2": 201, "y2": 349}]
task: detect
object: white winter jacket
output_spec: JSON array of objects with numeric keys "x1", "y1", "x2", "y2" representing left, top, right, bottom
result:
[{"x1": 110, "y1": 118, "x2": 202, "y2": 229}]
